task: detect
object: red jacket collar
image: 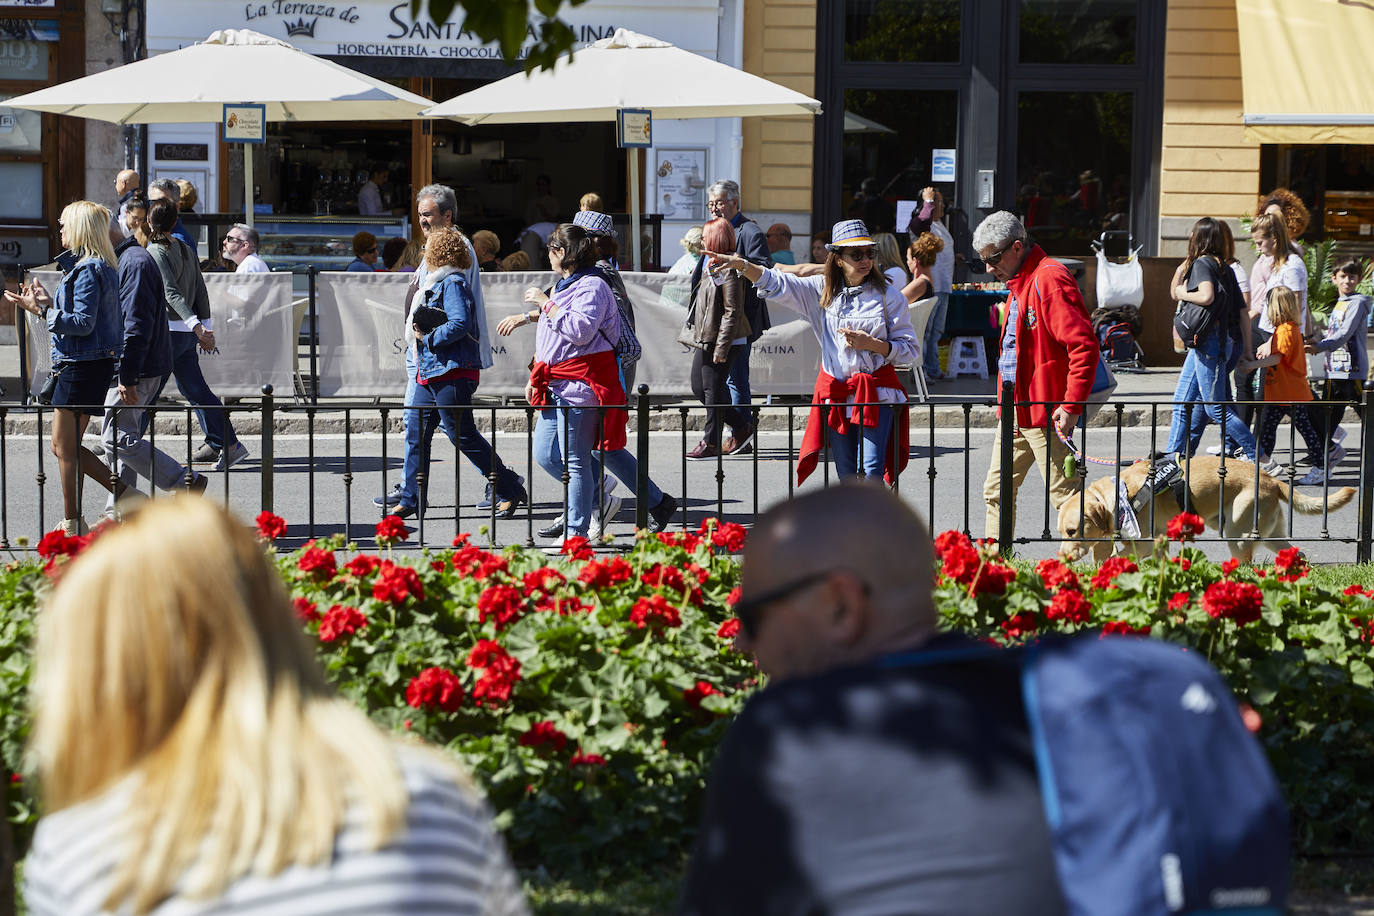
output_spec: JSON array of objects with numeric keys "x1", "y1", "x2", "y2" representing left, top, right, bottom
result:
[{"x1": 1006, "y1": 244, "x2": 1048, "y2": 301}]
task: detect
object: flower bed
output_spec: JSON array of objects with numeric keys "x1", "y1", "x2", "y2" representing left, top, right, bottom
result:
[{"x1": 4, "y1": 511, "x2": 1374, "y2": 875}]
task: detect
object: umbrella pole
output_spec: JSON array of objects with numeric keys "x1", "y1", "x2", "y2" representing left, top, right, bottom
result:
[
  {"x1": 628, "y1": 149, "x2": 640, "y2": 272},
  {"x1": 243, "y1": 142, "x2": 254, "y2": 229}
]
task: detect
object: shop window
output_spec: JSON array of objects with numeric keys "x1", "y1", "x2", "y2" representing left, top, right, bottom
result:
[
  {"x1": 0, "y1": 95, "x2": 41, "y2": 154},
  {"x1": 0, "y1": 161, "x2": 42, "y2": 220},
  {"x1": 844, "y1": 0, "x2": 961, "y2": 63},
  {"x1": 1016, "y1": 90, "x2": 1132, "y2": 254},
  {"x1": 1019, "y1": 0, "x2": 1136, "y2": 66},
  {"x1": 841, "y1": 88, "x2": 958, "y2": 234}
]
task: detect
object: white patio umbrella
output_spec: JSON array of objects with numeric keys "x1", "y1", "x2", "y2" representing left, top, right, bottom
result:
[
  {"x1": 843, "y1": 110, "x2": 896, "y2": 135},
  {"x1": 4, "y1": 29, "x2": 435, "y2": 227},
  {"x1": 423, "y1": 29, "x2": 822, "y2": 269}
]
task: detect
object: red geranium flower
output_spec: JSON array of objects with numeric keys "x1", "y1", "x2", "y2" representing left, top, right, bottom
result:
[
  {"x1": 36, "y1": 529, "x2": 75, "y2": 559},
  {"x1": 710, "y1": 522, "x2": 748, "y2": 553},
  {"x1": 375, "y1": 514, "x2": 410, "y2": 546},
  {"x1": 1001, "y1": 611, "x2": 1039, "y2": 640},
  {"x1": 465, "y1": 639, "x2": 521, "y2": 706},
  {"x1": 726, "y1": 586, "x2": 742, "y2": 607},
  {"x1": 372, "y1": 560, "x2": 424, "y2": 606},
  {"x1": 971, "y1": 562, "x2": 1018, "y2": 596},
  {"x1": 641, "y1": 563, "x2": 702, "y2": 606},
  {"x1": 1166, "y1": 512, "x2": 1206, "y2": 542},
  {"x1": 255, "y1": 511, "x2": 287, "y2": 541},
  {"x1": 1345, "y1": 584, "x2": 1370, "y2": 598},
  {"x1": 453, "y1": 532, "x2": 471, "y2": 547},
  {"x1": 318, "y1": 604, "x2": 367, "y2": 642},
  {"x1": 1046, "y1": 588, "x2": 1093, "y2": 625},
  {"x1": 292, "y1": 596, "x2": 320, "y2": 622},
  {"x1": 477, "y1": 583, "x2": 527, "y2": 631},
  {"x1": 539, "y1": 595, "x2": 592, "y2": 615},
  {"x1": 1035, "y1": 558, "x2": 1080, "y2": 593},
  {"x1": 1089, "y1": 556, "x2": 1138, "y2": 590},
  {"x1": 297, "y1": 542, "x2": 338, "y2": 582},
  {"x1": 934, "y1": 529, "x2": 974, "y2": 562},
  {"x1": 406, "y1": 667, "x2": 464, "y2": 712},
  {"x1": 1221, "y1": 558, "x2": 1240, "y2": 576},
  {"x1": 345, "y1": 554, "x2": 382, "y2": 578},
  {"x1": 523, "y1": 567, "x2": 566, "y2": 597},
  {"x1": 579, "y1": 556, "x2": 634, "y2": 590},
  {"x1": 1169, "y1": 556, "x2": 1192, "y2": 571},
  {"x1": 561, "y1": 536, "x2": 594, "y2": 560},
  {"x1": 629, "y1": 594, "x2": 682, "y2": 631},
  {"x1": 1101, "y1": 620, "x2": 1152, "y2": 637},
  {"x1": 466, "y1": 639, "x2": 507, "y2": 669},
  {"x1": 1167, "y1": 591, "x2": 1191, "y2": 611},
  {"x1": 1274, "y1": 547, "x2": 1308, "y2": 582},
  {"x1": 569, "y1": 749, "x2": 607, "y2": 767},
  {"x1": 717, "y1": 617, "x2": 741, "y2": 639},
  {"x1": 1201, "y1": 580, "x2": 1264, "y2": 626},
  {"x1": 519, "y1": 721, "x2": 569, "y2": 754},
  {"x1": 684, "y1": 680, "x2": 721, "y2": 710}
]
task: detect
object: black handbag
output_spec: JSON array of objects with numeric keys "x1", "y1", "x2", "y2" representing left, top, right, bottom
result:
[
  {"x1": 37, "y1": 362, "x2": 64, "y2": 405},
  {"x1": 1173, "y1": 299, "x2": 1216, "y2": 349},
  {"x1": 410, "y1": 304, "x2": 449, "y2": 334}
]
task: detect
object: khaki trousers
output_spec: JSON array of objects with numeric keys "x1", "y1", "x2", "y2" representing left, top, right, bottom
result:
[{"x1": 983, "y1": 424, "x2": 1081, "y2": 543}]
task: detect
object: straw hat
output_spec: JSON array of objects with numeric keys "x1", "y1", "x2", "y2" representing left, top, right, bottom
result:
[{"x1": 825, "y1": 219, "x2": 874, "y2": 250}]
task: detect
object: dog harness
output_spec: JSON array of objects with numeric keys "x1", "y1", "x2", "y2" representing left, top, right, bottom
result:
[{"x1": 1129, "y1": 457, "x2": 1193, "y2": 517}]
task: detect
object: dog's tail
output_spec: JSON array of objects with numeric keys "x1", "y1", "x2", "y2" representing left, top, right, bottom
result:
[{"x1": 1287, "y1": 484, "x2": 1357, "y2": 515}]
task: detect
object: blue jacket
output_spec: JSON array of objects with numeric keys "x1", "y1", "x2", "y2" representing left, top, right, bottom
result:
[
  {"x1": 346, "y1": 257, "x2": 375, "y2": 272},
  {"x1": 114, "y1": 237, "x2": 173, "y2": 385},
  {"x1": 171, "y1": 218, "x2": 197, "y2": 253},
  {"x1": 414, "y1": 271, "x2": 482, "y2": 380},
  {"x1": 49, "y1": 256, "x2": 124, "y2": 364}
]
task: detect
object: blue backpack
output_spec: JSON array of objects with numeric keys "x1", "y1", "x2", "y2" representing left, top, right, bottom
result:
[{"x1": 887, "y1": 635, "x2": 1290, "y2": 915}]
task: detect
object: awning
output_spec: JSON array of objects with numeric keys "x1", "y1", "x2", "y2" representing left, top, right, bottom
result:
[{"x1": 1237, "y1": 0, "x2": 1374, "y2": 143}]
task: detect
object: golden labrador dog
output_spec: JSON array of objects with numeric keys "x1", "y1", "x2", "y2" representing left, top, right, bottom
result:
[{"x1": 1058, "y1": 455, "x2": 1356, "y2": 564}]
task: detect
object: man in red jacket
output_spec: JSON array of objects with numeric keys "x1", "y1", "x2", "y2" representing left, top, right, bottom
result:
[{"x1": 974, "y1": 211, "x2": 1099, "y2": 544}]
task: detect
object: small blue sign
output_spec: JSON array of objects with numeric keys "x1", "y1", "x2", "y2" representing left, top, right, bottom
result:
[{"x1": 932, "y1": 148, "x2": 956, "y2": 182}]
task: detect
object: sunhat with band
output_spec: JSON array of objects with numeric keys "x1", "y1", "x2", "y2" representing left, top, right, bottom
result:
[
  {"x1": 825, "y1": 219, "x2": 875, "y2": 251},
  {"x1": 572, "y1": 209, "x2": 616, "y2": 237}
]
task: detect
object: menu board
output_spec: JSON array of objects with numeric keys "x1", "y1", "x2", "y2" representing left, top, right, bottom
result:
[{"x1": 654, "y1": 148, "x2": 708, "y2": 221}]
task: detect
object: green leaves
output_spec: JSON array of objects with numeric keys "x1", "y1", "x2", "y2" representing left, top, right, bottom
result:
[{"x1": 410, "y1": 0, "x2": 586, "y2": 73}]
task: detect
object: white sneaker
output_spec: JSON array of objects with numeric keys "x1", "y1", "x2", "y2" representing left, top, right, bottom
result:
[
  {"x1": 1333, "y1": 426, "x2": 1347, "y2": 444},
  {"x1": 1297, "y1": 467, "x2": 1327, "y2": 486},
  {"x1": 214, "y1": 441, "x2": 250, "y2": 471},
  {"x1": 1328, "y1": 443, "x2": 1348, "y2": 466},
  {"x1": 1256, "y1": 454, "x2": 1280, "y2": 475},
  {"x1": 589, "y1": 493, "x2": 622, "y2": 539},
  {"x1": 1205, "y1": 444, "x2": 1224, "y2": 455}
]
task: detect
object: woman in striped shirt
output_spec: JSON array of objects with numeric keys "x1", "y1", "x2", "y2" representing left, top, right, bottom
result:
[{"x1": 23, "y1": 497, "x2": 528, "y2": 916}]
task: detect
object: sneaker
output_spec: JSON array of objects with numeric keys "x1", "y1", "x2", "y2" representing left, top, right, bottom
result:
[
  {"x1": 1333, "y1": 426, "x2": 1347, "y2": 444},
  {"x1": 192, "y1": 442, "x2": 221, "y2": 464},
  {"x1": 647, "y1": 492, "x2": 678, "y2": 533},
  {"x1": 590, "y1": 493, "x2": 622, "y2": 539},
  {"x1": 538, "y1": 516, "x2": 566, "y2": 539},
  {"x1": 1205, "y1": 444, "x2": 1224, "y2": 456},
  {"x1": 1328, "y1": 443, "x2": 1348, "y2": 467},
  {"x1": 374, "y1": 483, "x2": 405, "y2": 508},
  {"x1": 214, "y1": 441, "x2": 250, "y2": 471},
  {"x1": 90, "y1": 441, "x2": 105, "y2": 458},
  {"x1": 686, "y1": 440, "x2": 721, "y2": 461},
  {"x1": 539, "y1": 489, "x2": 619, "y2": 539},
  {"x1": 1256, "y1": 455, "x2": 1280, "y2": 475},
  {"x1": 383, "y1": 502, "x2": 418, "y2": 520},
  {"x1": 1297, "y1": 467, "x2": 1327, "y2": 486},
  {"x1": 186, "y1": 473, "x2": 209, "y2": 494},
  {"x1": 495, "y1": 480, "x2": 528, "y2": 520},
  {"x1": 723, "y1": 423, "x2": 756, "y2": 457},
  {"x1": 475, "y1": 482, "x2": 495, "y2": 510}
]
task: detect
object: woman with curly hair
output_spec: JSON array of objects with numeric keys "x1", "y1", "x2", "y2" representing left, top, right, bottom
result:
[
  {"x1": 1249, "y1": 188, "x2": 1309, "y2": 295},
  {"x1": 901, "y1": 231, "x2": 944, "y2": 305}
]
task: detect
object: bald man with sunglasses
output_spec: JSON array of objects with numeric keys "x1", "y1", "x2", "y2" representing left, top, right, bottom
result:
[{"x1": 680, "y1": 485, "x2": 1065, "y2": 915}]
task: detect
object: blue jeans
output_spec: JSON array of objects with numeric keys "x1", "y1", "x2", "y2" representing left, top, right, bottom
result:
[
  {"x1": 533, "y1": 397, "x2": 599, "y2": 537},
  {"x1": 593, "y1": 445, "x2": 663, "y2": 510},
  {"x1": 726, "y1": 341, "x2": 751, "y2": 409},
  {"x1": 398, "y1": 356, "x2": 455, "y2": 507},
  {"x1": 827, "y1": 405, "x2": 895, "y2": 480},
  {"x1": 163, "y1": 330, "x2": 236, "y2": 451},
  {"x1": 1165, "y1": 335, "x2": 1256, "y2": 458},
  {"x1": 922, "y1": 291, "x2": 950, "y2": 376},
  {"x1": 408, "y1": 375, "x2": 520, "y2": 509}
]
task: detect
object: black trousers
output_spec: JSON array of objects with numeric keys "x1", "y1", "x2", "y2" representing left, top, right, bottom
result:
[{"x1": 690, "y1": 344, "x2": 750, "y2": 447}]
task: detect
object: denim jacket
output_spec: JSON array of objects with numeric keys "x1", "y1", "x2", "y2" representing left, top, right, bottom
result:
[
  {"x1": 49, "y1": 257, "x2": 124, "y2": 364},
  {"x1": 414, "y1": 271, "x2": 482, "y2": 380}
]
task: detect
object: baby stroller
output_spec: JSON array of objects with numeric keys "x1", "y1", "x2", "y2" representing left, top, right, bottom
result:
[{"x1": 1090, "y1": 230, "x2": 1146, "y2": 372}]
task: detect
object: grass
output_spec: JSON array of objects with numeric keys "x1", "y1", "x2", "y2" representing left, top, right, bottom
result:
[{"x1": 524, "y1": 866, "x2": 680, "y2": 915}]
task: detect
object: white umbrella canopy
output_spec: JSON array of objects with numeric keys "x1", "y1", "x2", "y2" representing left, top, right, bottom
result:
[
  {"x1": 422, "y1": 29, "x2": 822, "y2": 125},
  {"x1": 4, "y1": 29, "x2": 435, "y2": 124}
]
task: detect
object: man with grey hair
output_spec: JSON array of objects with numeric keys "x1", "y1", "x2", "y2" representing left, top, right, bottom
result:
[
  {"x1": 699, "y1": 178, "x2": 770, "y2": 455},
  {"x1": 375, "y1": 183, "x2": 522, "y2": 519},
  {"x1": 223, "y1": 224, "x2": 268, "y2": 273},
  {"x1": 973, "y1": 210, "x2": 1098, "y2": 544},
  {"x1": 680, "y1": 484, "x2": 1065, "y2": 914},
  {"x1": 146, "y1": 178, "x2": 196, "y2": 251}
]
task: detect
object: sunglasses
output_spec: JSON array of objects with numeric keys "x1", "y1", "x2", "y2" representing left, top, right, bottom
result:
[
  {"x1": 840, "y1": 247, "x2": 875, "y2": 262},
  {"x1": 983, "y1": 240, "x2": 1018, "y2": 267},
  {"x1": 733, "y1": 570, "x2": 834, "y2": 639}
]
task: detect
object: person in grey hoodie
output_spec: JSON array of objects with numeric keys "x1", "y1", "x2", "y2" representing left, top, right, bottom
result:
[{"x1": 1308, "y1": 258, "x2": 1370, "y2": 464}]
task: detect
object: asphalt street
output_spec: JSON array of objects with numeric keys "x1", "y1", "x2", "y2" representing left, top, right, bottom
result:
[{"x1": 1, "y1": 423, "x2": 1364, "y2": 565}]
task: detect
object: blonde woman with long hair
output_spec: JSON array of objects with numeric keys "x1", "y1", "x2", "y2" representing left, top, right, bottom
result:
[
  {"x1": 706, "y1": 218, "x2": 918, "y2": 483},
  {"x1": 23, "y1": 498, "x2": 528, "y2": 915},
  {"x1": 3, "y1": 200, "x2": 124, "y2": 535}
]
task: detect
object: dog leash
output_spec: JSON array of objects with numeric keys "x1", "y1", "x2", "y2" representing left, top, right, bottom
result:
[{"x1": 1055, "y1": 429, "x2": 1150, "y2": 476}]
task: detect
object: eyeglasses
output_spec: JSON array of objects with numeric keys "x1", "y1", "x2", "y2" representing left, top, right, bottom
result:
[
  {"x1": 707, "y1": 199, "x2": 732, "y2": 212},
  {"x1": 223, "y1": 236, "x2": 246, "y2": 246},
  {"x1": 983, "y1": 240, "x2": 1019, "y2": 267},
  {"x1": 733, "y1": 570, "x2": 833, "y2": 639},
  {"x1": 365, "y1": 247, "x2": 378, "y2": 254},
  {"x1": 840, "y1": 247, "x2": 875, "y2": 262}
]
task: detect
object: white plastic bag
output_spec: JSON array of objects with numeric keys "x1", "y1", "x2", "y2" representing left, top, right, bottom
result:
[{"x1": 1095, "y1": 249, "x2": 1143, "y2": 309}]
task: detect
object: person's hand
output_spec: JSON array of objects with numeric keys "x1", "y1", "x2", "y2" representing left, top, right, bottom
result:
[
  {"x1": 703, "y1": 249, "x2": 740, "y2": 270},
  {"x1": 4, "y1": 281, "x2": 40, "y2": 316},
  {"x1": 496, "y1": 314, "x2": 526, "y2": 336},
  {"x1": 195, "y1": 326, "x2": 216, "y2": 353},
  {"x1": 922, "y1": 186, "x2": 935, "y2": 203},
  {"x1": 1304, "y1": 342, "x2": 1318, "y2": 354},
  {"x1": 1052, "y1": 405, "x2": 1077, "y2": 439},
  {"x1": 117, "y1": 383, "x2": 138, "y2": 405},
  {"x1": 523, "y1": 286, "x2": 549, "y2": 307},
  {"x1": 839, "y1": 327, "x2": 887, "y2": 355},
  {"x1": 713, "y1": 350, "x2": 728, "y2": 365},
  {"x1": 1256, "y1": 339, "x2": 1272, "y2": 359},
  {"x1": 412, "y1": 324, "x2": 425, "y2": 341},
  {"x1": 524, "y1": 382, "x2": 538, "y2": 404},
  {"x1": 30, "y1": 280, "x2": 50, "y2": 312}
]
